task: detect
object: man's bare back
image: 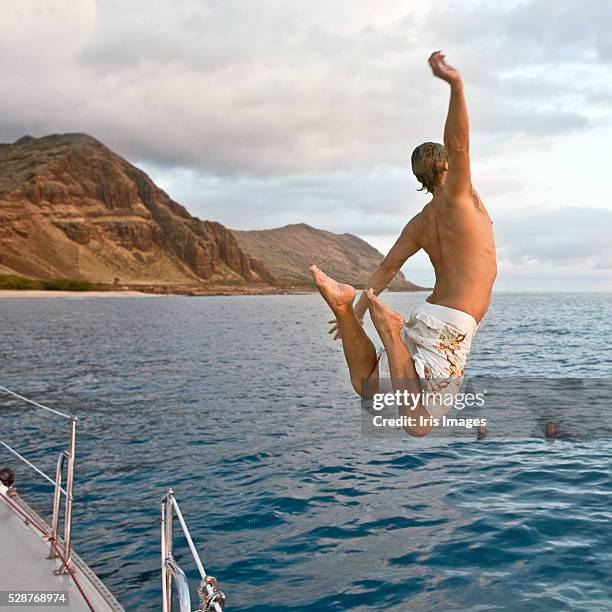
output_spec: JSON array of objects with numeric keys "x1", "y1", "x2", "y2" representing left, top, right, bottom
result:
[{"x1": 406, "y1": 188, "x2": 496, "y2": 323}]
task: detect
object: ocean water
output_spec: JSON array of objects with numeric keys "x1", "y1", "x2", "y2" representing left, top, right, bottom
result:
[{"x1": 1, "y1": 292, "x2": 611, "y2": 611}]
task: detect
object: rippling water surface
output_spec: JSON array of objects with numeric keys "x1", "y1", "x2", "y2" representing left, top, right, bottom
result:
[{"x1": 1, "y1": 293, "x2": 611, "y2": 610}]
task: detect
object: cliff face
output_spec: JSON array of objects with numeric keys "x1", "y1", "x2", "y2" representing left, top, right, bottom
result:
[
  {"x1": 233, "y1": 223, "x2": 427, "y2": 290},
  {"x1": 0, "y1": 134, "x2": 272, "y2": 285}
]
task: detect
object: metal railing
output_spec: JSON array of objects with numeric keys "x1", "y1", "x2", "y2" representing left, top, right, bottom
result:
[
  {"x1": 161, "y1": 489, "x2": 226, "y2": 612},
  {"x1": 0, "y1": 385, "x2": 77, "y2": 574}
]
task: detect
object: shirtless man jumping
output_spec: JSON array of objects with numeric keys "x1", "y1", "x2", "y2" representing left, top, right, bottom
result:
[{"x1": 310, "y1": 51, "x2": 497, "y2": 436}]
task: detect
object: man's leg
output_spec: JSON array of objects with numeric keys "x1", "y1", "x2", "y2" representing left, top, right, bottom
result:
[
  {"x1": 365, "y1": 290, "x2": 433, "y2": 436},
  {"x1": 310, "y1": 266, "x2": 378, "y2": 397}
]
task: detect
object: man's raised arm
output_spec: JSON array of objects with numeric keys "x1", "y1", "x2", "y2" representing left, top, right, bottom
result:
[
  {"x1": 428, "y1": 50, "x2": 472, "y2": 202},
  {"x1": 328, "y1": 220, "x2": 420, "y2": 339}
]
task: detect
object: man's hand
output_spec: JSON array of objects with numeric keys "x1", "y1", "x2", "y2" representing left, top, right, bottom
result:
[
  {"x1": 328, "y1": 316, "x2": 363, "y2": 341},
  {"x1": 428, "y1": 50, "x2": 462, "y2": 87},
  {"x1": 328, "y1": 319, "x2": 341, "y2": 340}
]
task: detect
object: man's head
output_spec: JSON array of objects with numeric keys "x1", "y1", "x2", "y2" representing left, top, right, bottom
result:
[
  {"x1": 545, "y1": 421, "x2": 557, "y2": 438},
  {"x1": 476, "y1": 425, "x2": 486, "y2": 440},
  {"x1": 411, "y1": 142, "x2": 448, "y2": 193}
]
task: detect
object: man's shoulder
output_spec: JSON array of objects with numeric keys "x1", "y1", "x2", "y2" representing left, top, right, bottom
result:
[
  {"x1": 404, "y1": 209, "x2": 426, "y2": 233},
  {"x1": 417, "y1": 200, "x2": 445, "y2": 222}
]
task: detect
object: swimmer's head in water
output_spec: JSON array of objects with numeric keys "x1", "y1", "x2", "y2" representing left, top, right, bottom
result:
[
  {"x1": 545, "y1": 421, "x2": 557, "y2": 438},
  {"x1": 411, "y1": 142, "x2": 448, "y2": 194}
]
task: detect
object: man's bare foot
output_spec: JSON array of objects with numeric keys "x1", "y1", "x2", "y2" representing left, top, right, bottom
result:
[
  {"x1": 365, "y1": 289, "x2": 404, "y2": 343},
  {"x1": 309, "y1": 265, "x2": 356, "y2": 315}
]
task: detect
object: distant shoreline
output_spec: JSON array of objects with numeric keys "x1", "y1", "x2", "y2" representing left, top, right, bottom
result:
[
  {"x1": 0, "y1": 287, "x2": 430, "y2": 299},
  {"x1": 0, "y1": 290, "x2": 155, "y2": 299},
  {"x1": 0, "y1": 273, "x2": 428, "y2": 298}
]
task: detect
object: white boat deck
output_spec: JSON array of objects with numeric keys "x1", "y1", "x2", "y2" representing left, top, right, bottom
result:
[{"x1": 0, "y1": 485, "x2": 125, "y2": 612}]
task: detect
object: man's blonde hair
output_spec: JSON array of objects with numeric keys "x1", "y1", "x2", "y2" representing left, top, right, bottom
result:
[{"x1": 411, "y1": 142, "x2": 448, "y2": 193}]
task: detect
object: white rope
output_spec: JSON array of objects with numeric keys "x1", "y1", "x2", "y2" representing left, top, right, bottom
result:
[
  {"x1": 0, "y1": 385, "x2": 73, "y2": 420},
  {"x1": 0, "y1": 441, "x2": 67, "y2": 496}
]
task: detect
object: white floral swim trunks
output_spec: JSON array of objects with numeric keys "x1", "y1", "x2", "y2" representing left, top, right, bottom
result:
[{"x1": 377, "y1": 302, "x2": 478, "y2": 419}]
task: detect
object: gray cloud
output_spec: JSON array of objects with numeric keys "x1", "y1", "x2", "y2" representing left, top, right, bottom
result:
[
  {"x1": 144, "y1": 164, "x2": 420, "y2": 233},
  {"x1": 2, "y1": 0, "x2": 611, "y2": 175},
  {"x1": 429, "y1": 0, "x2": 612, "y2": 65},
  {"x1": 495, "y1": 207, "x2": 612, "y2": 268}
]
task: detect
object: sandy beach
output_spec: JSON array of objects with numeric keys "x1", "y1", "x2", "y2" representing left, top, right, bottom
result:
[{"x1": 0, "y1": 290, "x2": 155, "y2": 299}]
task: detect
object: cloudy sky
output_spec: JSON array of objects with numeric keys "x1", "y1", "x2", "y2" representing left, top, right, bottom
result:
[{"x1": 2, "y1": 0, "x2": 611, "y2": 290}]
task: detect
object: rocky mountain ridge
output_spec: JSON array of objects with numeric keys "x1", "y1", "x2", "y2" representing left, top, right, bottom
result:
[
  {"x1": 233, "y1": 223, "x2": 426, "y2": 290},
  {"x1": 0, "y1": 133, "x2": 271, "y2": 287}
]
